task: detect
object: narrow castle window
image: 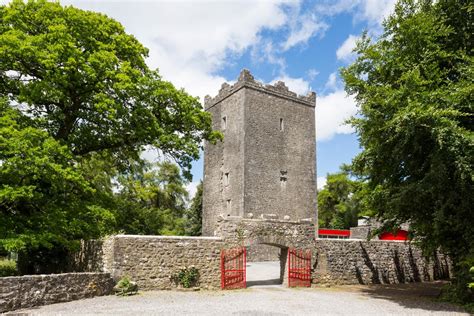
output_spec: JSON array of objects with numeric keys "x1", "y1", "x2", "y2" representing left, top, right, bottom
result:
[
  {"x1": 280, "y1": 118, "x2": 284, "y2": 131},
  {"x1": 280, "y1": 170, "x2": 287, "y2": 188},
  {"x1": 222, "y1": 116, "x2": 227, "y2": 130},
  {"x1": 226, "y1": 199, "x2": 232, "y2": 213},
  {"x1": 224, "y1": 172, "x2": 230, "y2": 186}
]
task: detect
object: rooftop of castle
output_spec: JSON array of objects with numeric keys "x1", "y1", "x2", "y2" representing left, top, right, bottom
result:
[{"x1": 204, "y1": 69, "x2": 316, "y2": 109}]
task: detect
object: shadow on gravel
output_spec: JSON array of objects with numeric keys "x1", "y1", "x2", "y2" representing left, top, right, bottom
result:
[
  {"x1": 246, "y1": 278, "x2": 281, "y2": 287},
  {"x1": 358, "y1": 281, "x2": 467, "y2": 314}
]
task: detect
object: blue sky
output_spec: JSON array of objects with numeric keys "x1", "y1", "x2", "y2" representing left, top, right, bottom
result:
[{"x1": 2, "y1": 0, "x2": 397, "y2": 196}]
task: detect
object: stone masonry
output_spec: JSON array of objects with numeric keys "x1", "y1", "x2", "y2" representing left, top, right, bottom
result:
[
  {"x1": 313, "y1": 239, "x2": 450, "y2": 285},
  {"x1": 103, "y1": 235, "x2": 224, "y2": 290},
  {"x1": 202, "y1": 69, "x2": 317, "y2": 237},
  {"x1": 0, "y1": 272, "x2": 113, "y2": 313},
  {"x1": 96, "y1": 222, "x2": 449, "y2": 289}
]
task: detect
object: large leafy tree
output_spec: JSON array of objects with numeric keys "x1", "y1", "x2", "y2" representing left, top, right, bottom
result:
[
  {"x1": 342, "y1": 0, "x2": 473, "y2": 301},
  {"x1": 0, "y1": 0, "x2": 220, "y2": 177},
  {"x1": 0, "y1": 0, "x2": 220, "y2": 267},
  {"x1": 0, "y1": 99, "x2": 115, "y2": 252}
]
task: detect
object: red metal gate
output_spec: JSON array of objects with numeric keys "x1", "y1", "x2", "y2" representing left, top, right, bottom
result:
[
  {"x1": 288, "y1": 248, "x2": 311, "y2": 287},
  {"x1": 221, "y1": 247, "x2": 246, "y2": 289}
]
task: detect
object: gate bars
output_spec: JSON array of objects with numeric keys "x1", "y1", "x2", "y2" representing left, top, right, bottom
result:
[
  {"x1": 288, "y1": 248, "x2": 311, "y2": 287},
  {"x1": 221, "y1": 247, "x2": 246, "y2": 289},
  {"x1": 221, "y1": 247, "x2": 311, "y2": 289}
]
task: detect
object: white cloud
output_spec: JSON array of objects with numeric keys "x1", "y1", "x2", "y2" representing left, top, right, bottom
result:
[
  {"x1": 252, "y1": 40, "x2": 287, "y2": 73},
  {"x1": 324, "y1": 72, "x2": 338, "y2": 91},
  {"x1": 307, "y1": 68, "x2": 319, "y2": 80},
  {"x1": 317, "y1": 176, "x2": 327, "y2": 190},
  {"x1": 270, "y1": 75, "x2": 311, "y2": 96},
  {"x1": 314, "y1": 0, "x2": 396, "y2": 31},
  {"x1": 359, "y1": 0, "x2": 397, "y2": 25},
  {"x1": 59, "y1": 0, "x2": 293, "y2": 100},
  {"x1": 336, "y1": 34, "x2": 358, "y2": 62},
  {"x1": 186, "y1": 181, "x2": 200, "y2": 200},
  {"x1": 282, "y1": 12, "x2": 328, "y2": 51},
  {"x1": 316, "y1": 90, "x2": 357, "y2": 141}
]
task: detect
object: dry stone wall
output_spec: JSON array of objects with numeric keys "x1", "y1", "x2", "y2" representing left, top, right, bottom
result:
[
  {"x1": 313, "y1": 239, "x2": 451, "y2": 285},
  {"x1": 0, "y1": 272, "x2": 113, "y2": 313},
  {"x1": 104, "y1": 235, "x2": 224, "y2": 290}
]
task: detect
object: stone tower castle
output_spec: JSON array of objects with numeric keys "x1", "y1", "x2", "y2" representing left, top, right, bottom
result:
[{"x1": 202, "y1": 69, "x2": 317, "y2": 236}]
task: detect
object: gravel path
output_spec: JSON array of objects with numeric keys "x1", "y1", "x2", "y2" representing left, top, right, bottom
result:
[{"x1": 15, "y1": 283, "x2": 468, "y2": 316}]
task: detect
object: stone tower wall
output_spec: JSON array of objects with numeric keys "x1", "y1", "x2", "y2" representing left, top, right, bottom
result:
[
  {"x1": 202, "y1": 89, "x2": 246, "y2": 236},
  {"x1": 243, "y1": 87, "x2": 316, "y2": 221},
  {"x1": 202, "y1": 70, "x2": 317, "y2": 236}
]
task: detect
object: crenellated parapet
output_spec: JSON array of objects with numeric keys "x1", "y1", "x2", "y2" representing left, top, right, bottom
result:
[{"x1": 204, "y1": 69, "x2": 316, "y2": 110}]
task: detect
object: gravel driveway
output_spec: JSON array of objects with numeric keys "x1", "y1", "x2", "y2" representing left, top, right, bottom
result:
[{"x1": 15, "y1": 282, "x2": 468, "y2": 316}]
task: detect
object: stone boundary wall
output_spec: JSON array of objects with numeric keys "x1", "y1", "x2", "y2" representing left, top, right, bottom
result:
[
  {"x1": 313, "y1": 239, "x2": 451, "y2": 285},
  {"x1": 104, "y1": 235, "x2": 224, "y2": 290},
  {"x1": 62, "y1": 230, "x2": 451, "y2": 292},
  {"x1": 0, "y1": 272, "x2": 113, "y2": 313}
]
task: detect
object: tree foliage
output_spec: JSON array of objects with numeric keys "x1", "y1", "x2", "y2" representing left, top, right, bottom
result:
[
  {"x1": 0, "y1": 0, "x2": 220, "y2": 263},
  {"x1": 114, "y1": 162, "x2": 189, "y2": 236},
  {"x1": 0, "y1": 0, "x2": 220, "y2": 177},
  {"x1": 318, "y1": 166, "x2": 369, "y2": 229},
  {"x1": 0, "y1": 99, "x2": 115, "y2": 252},
  {"x1": 185, "y1": 181, "x2": 203, "y2": 236},
  {"x1": 341, "y1": 0, "x2": 473, "y2": 301}
]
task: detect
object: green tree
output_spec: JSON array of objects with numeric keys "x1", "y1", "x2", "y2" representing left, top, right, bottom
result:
[
  {"x1": 0, "y1": 99, "x2": 115, "y2": 259},
  {"x1": 341, "y1": 0, "x2": 473, "y2": 302},
  {"x1": 0, "y1": 0, "x2": 220, "y2": 270},
  {"x1": 318, "y1": 167, "x2": 368, "y2": 229},
  {"x1": 114, "y1": 162, "x2": 189, "y2": 236},
  {"x1": 0, "y1": 0, "x2": 220, "y2": 178},
  {"x1": 185, "y1": 181, "x2": 203, "y2": 236}
]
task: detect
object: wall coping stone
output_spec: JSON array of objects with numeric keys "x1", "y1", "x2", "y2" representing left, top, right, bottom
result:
[
  {"x1": 0, "y1": 272, "x2": 108, "y2": 280},
  {"x1": 114, "y1": 234, "x2": 223, "y2": 241},
  {"x1": 316, "y1": 238, "x2": 411, "y2": 243},
  {"x1": 218, "y1": 216, "x2": 315, "y2": 226}
]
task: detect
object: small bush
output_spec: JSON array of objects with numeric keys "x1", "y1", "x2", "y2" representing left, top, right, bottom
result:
[
  {"x1": 172, "y1": 266, "x2": 200, "y2": 288},
  {"x1": 0, "y1": 259, "x2": 18, "y2": 277},
  {"x1": 113, "y1": 276, "x2": 138, "y2": 296},
  {"x1": 439, "y1": 260, "x2": 474, "y2": 313}
]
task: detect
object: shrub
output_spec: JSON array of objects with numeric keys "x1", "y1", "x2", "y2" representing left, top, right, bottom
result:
[
  {"x1": 439, "y1": 258, "x2": 474, "y2": 313},
  {"x1": 172, "y1": 266, "x2": 200, "y2": 288},
  {"x1": 113, "y1": 276, "x2": 138, "y2": 296},
  {"x1": 0, "y1": 259, "x2": 18, "y2": 277}
]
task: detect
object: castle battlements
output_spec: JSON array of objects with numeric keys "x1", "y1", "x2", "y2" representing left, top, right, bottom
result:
[{"x1": 204, "y1": 69, "x2": 316, "y2": 110}]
